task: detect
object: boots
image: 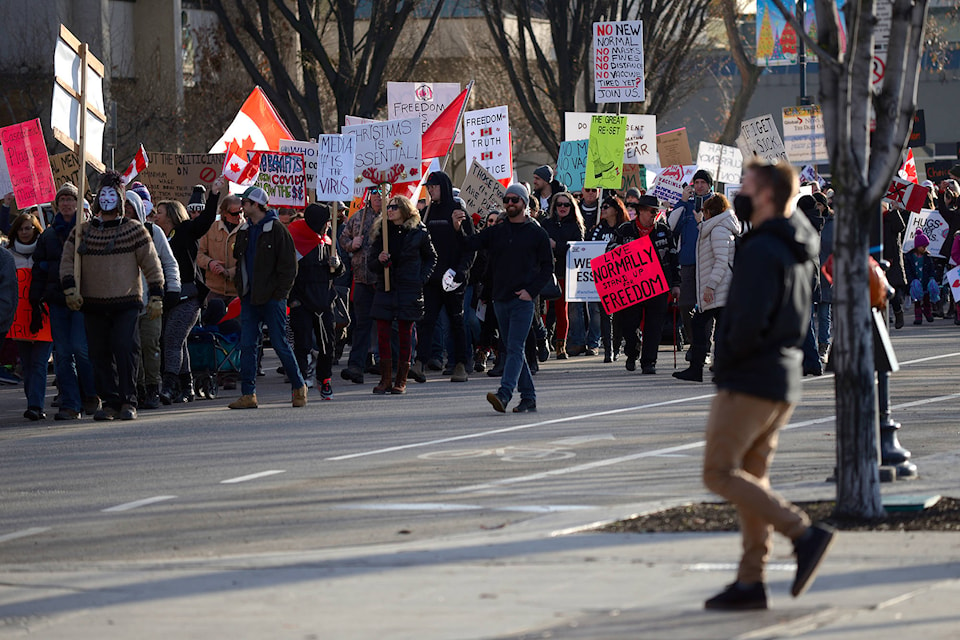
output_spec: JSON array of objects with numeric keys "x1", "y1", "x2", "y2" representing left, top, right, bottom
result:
[
  {"x1": 392, "y1": 362, "x2": 409, "y2": 394},
  {"x1": 894, "y1": 309, "x2": 904, "y2": 329},
  {"x1": 555, "y1": 339, "x2": 568, "y2": 360},
  {"x1": 955, "y1": 304, "x2": 960, "y2": 326},
  {"x1": 409, "y1": 360, "x2": 427, "y2": 383},
  {"x1": 923, "y1": 298, "x2": 934, "y2": 323},
  {"x1": 142, "y1": 384, "x2": 161, "y2": 410},
  {"x1": 373, "y1": 358, "x2": 393, "y2": 395},
  {"x1": 913, "y1": 303, "x2": 923, "y2": 325},
  {"x1": 451, "y1": 362, "x2": 469, "y2": 382},
  {"x1": 174, "y1": 373, "x2": 195, "y2": 403},
  {"x1": 672, "y1": 364, "x2": 703, "y2": 382},
  {"x1": 159, "y1": 373, "x2": 179, "y2": 405}
]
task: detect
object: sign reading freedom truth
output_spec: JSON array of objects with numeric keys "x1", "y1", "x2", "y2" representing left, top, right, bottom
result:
[{"x1": 591, "y1": 235, "x2": 668, "y2": 315}]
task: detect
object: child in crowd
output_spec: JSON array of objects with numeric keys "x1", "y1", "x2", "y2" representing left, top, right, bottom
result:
[{"x1": 905, "y1": 230, "x2": 939, "y2": 324}]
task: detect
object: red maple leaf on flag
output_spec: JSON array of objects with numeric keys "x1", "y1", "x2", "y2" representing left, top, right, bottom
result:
[{"x1": 230, "y1": 162, "x2": 241, "y2": 173}]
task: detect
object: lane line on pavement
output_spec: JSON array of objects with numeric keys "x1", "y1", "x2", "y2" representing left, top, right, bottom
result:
[
  {"x1": 220, "y1": 470, "x2": 286, "y2": 484},
  {"x1": 101, "y1": 496, "x2": 177, "y2": 513},
  {"x1": 445, "y1": 394, "x2": 960, "y2": 494},
  {"x1": 0, "y1": 527, "x2": 51, "y2": 544},
  {"x1": 336, "y1": 502, "x2": 592, "y2": 513}
]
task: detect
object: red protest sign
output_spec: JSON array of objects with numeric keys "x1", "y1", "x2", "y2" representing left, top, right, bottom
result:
[
  {"x1": 590, "y1": 235, "x2": 669, "y2": 315},
  {"x1": 0, "y1": 119, "x2": 57, "y2": 209},
  {"x1": 882, "y1": 176, "x2": 928, "y2": 213},
  {"x1": 8, "y1": 269, "x2": 52, "y2": 342}
]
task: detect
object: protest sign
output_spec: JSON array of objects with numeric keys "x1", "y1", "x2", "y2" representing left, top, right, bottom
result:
[
  {"x1": 342, "y1": 117, "x2": 422, "y2": 188},
  {"x1": 565, "y1": 112, "x2": 656, "y2": 164},
  {"x1": 584, "y1": 115, "x2": 627, "y2": 189},
  {"x1": 279, "y1": 139, "x2": 318, "y2": 190},
  {"x1": 946, "y1": 265, "x2": 960, "y2": 303},
  {"x1": 344, "y1": 115, "x2": 378, "y2": 126},
  {"x1": 8, "y1": 269, "x2": 52, "y2": 342},
  {"x1": 463, "y1": 106, "x2": 512, "y2": 186},
  {"x1": 313, "y1": 134, "x2": 356, "y2": 201},
  {"x1": 593, "y1": 20, "x2": 645, "y2": 104},
  {"x1": 621, "y1": 163, "x2": 646, "y2": 193},
  {"x1": 924, "y1": 160, "x2": 954, "y2": 184},
  {"x1": 557, "y1": 140, "x2": 589, "y2": 192},
  {"x1": 49, "y1": 151, "x2": 94, "y2": 193},
  {"x1": 459, "y1": 160, "x2": 507, "y2": 215},
  {"x1": 882, "y1": 176, "x2": 929, "y2": 213},
  {"x1": 0, "y1": 149, "x2": 12, "y2": 196},
  {"x1": 903, "y1": 209, "x2": 949, "y2": 254},
  {"x1": 649, "y1": 165, "x2": 686, "y2": 206},
  {"x1": 799, "y1": 164, "x2": 826, "y2": 188},
  {"x1": 739, "y1": 114, "x2": 789, "y2": 163},
  {"x1": 137, "y1": 153, "x2": 224, "y2": 203},
  {"x1": 51, "y1": 24, "x2": 106, "y2": 171},
  {"x1": 387, "y1": 82, "x2": 463, "y2": 143},
  {"x1": 0, "y1": 119, "x2": 58, "y2": 209},
  {"x1": 909, "y1": 109, "x2": 925, "y2": 148},
  {"x1": 782, "y1": 105, "x2": 828, "y2": 164},
  {"x1": 566, "y1": 241, "x2": 608, "y2": 302},
  {"x1": 724, "y1": 183, "x2": 741, "y2": 201},
  {"x1": 249, "y1": 152, "x2": 307, "y2": 209},
  {"x1": 656, "y1": 128, "x2": 692, "y2": 167},
  {"x1": 591, "y1": 236, "x2": 669, "y2": 315},
  {"x1": 696, "y1": 142, "x2": 743, "y2": 185}
]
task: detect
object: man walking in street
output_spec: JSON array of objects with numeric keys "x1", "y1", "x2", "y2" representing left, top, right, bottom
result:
[
  {"x1": 338, "y1": 188, "x2": 381, "y2": 383},
  {"x1": 703, "y1": 161, "x2": 835, "y2": 611},
  {"x1": 452, "y1": 184, "x2": 553, "y2": 414}
]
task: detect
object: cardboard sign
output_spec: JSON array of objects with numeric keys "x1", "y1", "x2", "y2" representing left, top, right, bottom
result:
[
  {"x1": 459, "y1": 160, "x2": 507, "y2": 215},
  {"x1": 656, "y1": 128, "x2": 692, "y2": 167},
  {"x1": 0, "y1": 119, "x2": 57, "y2": 209},
  {"x1": 137, "y1": 153, "x2": 224, "y2": 203},
  {"x1": 463, "y1": 106, "x2": 512, "y2": 185},
  {"x1": 621, "y1": 163, "x2": 646, "y2": 193},
  {"x1": 903, "y1": 209, "x2": 949, "y2": 254},
  {"x1": 556, "y1": 140, "x2": 589, "y2": 192},
  {"x1": 591, "y1": 236, "x2": 669, "y2": 315},
  {"x1": 313, "y1": 134, "x2": 356, "y2": 201},
  {"x1": 584, "y1": 115, "x2": 627, "y2": 189},
  {"x1": 696, "y1": 142, "x2": 743, "y2": 185},
  {"x1": 593, "y1": 20, "x2": 645, "y2": 104},
  {"x1": 882, "y1": 176, "x2": 929, "y2": 213},
  {"x1": 649, "y1": 165, "x2": 686, "y2": 206},
  {"x1": 387, "y1": 82, "x2": 463, "y2": 143},
  {"x1": 342, "y1": 117, "x2": 422, "y2": 189},
  {"x1": 566, "y1": 241, "x2": 608, "y2": 302},
  {"x1": 782, "y1": 105, "x2": 828, "y2": 164},
  {"x1": 8, "y1": 268, "x2": 52, "y2": 342},
  {"x1": 739, "y1": 114, "x2": 789, "y2": 163},
  {"x1": 250, "y1": 152, "x2": 307, "y2": 209},
  {"x1": 565, "y1": 112, "x2": 657, "y2": 165},
  {"x1": 49, "y1": 151, "x2": 85, "y2": 191},
  {"x1": 279, "y1": 139, "x2": 319, "y2": 190},
  {"x1": 946, "y1": 265, "x2": 960, "y2": 303}
]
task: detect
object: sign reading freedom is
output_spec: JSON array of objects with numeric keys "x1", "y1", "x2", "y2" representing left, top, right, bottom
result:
[{"x1": 591, "y1": 236, "x2": 668, "y2": 315}]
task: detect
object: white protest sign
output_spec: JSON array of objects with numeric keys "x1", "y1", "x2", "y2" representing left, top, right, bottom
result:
[
  {"x1": 342, "y1": 117, "x2": 422, "y2": 188},
  {"x1": 314, "y1": 134, "x2": 356, "y2": 200},
  {"x1": 739, "y1": 114, "x2": 789, "y2": 163},
  {"x1": 782, "y1": 105, "x2": 828, "y2": 165},
  {"x1": 593, "y1": 21, "x2": 645, "y2": 104},
  {"x1": 946, "y1": 265, "x2": 960, "y2": 303},
  {"x1": 696, "y1": 142, "x2": 744, "y2": 185},
  {"x1": 250, "y1": 152, "x2": 307, "y2": 209},
  {"x1": 387, "y1": 82, "x2": 462, "y2": 143},
  {"x1": 459, "y1": 160, "x2": 507, "y2": 215},
  {"x1": 463, "y1": 106, "x2": 511, "y2": 184},
  {"x1": 0, "y1": 147, "x2": 12, "y2": 196},
  {"x1": 344, "y1": 115, "x2": 378, "y2": 126},
  {"x1": 650, "y1": 165, "x2": 686, "y2": 207},
  {"x1": 279, "y1": 139, "x2": 318, "y2": 190},
  {"x1": 565, "y1": 112, "x2": 657, "y2": 165},
  {"x1": 566, "y1": 241, "x2": 608, "y2": 302},
  {"x1": 903, "y1": 209, "x2": 949, "y2": 254}
]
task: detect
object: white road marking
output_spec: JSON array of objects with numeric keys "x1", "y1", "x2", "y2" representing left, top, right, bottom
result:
[
  {"x1": 0, "y1": 527, "x2": 50, "y2": 544},
  {"x1": 686, "y1": 562, "x2": 795, "y2": 572},
  {"x1": 551, "y1": 434, "x2": 616, "y2": 446},
  {"x1": 220, "y1": 470, "x2": 286, "y2": 484},
  {"x1": 337, "y1": 502, "x2": 591, "y2": 513},
  {"x1": 102, "y1": 496, "x2": 177, "y2": 513}
]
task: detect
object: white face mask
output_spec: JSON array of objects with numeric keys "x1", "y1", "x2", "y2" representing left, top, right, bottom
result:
[{"x1": 99, "y1": 187, "x2": 119, "y2": 211}]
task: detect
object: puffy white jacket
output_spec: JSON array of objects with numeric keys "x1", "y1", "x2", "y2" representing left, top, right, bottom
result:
[{"x1": 695, "y1": 209, "x2": 741, "y2": 311}]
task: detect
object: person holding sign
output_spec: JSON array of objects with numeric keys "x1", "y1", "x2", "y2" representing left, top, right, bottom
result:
[
  {"x1": 607, "y1": 195, "x2": 679, "y2": 374},
  {"x1": 668, "y1": 169, "x2": 714, "y2": 351},
  {"x1": 543, "y1": 192, "x2": 585, "y2": 359},
  {"x1": 588, "y1": 195, "x2": 628, "y2": 362},
  {"x1": 339, "y1": 188, "x2": 382, "y2": 384}
]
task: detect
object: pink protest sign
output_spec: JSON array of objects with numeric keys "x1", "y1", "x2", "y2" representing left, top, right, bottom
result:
[
  {"x1": 590, "y1": 235, "x2": 669, "y2": 315},
  {"x1": 0, "y1": 119, "x2": 57, "y2": 209}
]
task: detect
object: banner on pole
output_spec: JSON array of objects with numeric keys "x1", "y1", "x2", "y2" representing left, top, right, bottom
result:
[
  {"x1": 51, "y1": 24, "x2": 106, "y2": 171},
  {"x1": 342, "y1": 117, "x2": 422, "y2": 189},
  {"x1": 459, "y1": 160, "x2": 507, "y2": 215},
  {"x1": 739, "y1": 114, "x2": 789, "y2": 163},
  {"x1": 584, "y1": 115, "x2": 627, "y2": 189},
  {"x1": 0, "y1": 119, "x2": 58, "y2": 209},
  {"x1": 882, "y1": 176, "x2": 929, "y2": 214},
  {"x1": 593, "y1": 20, "x2": 645, "y2": 104},
  {"x1": 649, "y1": 165, "x2": 687, "y2": 207},
  {"x1": 313, "y1": 134, "x2": 356, "y2": 201},
  {"x1": 566, "y1": 241, "x2": 608, "y2": 302},
  {"x1": 696, "y1": 141, "x2": 743, "y2": 184},
  {"x1": 249, "y1": 152, "x2": 307, "y2": 209},
  {"x1": 565, "y1": 112, "x2": 656, "y2": 165},
  {"x1": 591, "y1": 236, "x2": 668, "y2": 315},
  {"x1": 137, "y1": 153, "x2": 225, "y2": 203},
  {"x1": 387, "y1": 82, "x2": 463, "y2": 143},
  {"x1": 463, "y1": 106, "x2": 512, "y2": 186}
]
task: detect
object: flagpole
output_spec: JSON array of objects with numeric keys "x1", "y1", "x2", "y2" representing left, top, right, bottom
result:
[{"x1": 440, "y1": 80, "x2": 474, "y2": 174}]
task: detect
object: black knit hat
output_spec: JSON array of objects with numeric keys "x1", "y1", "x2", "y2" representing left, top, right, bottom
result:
[
  {"x1": 188, "y1": 185, "x2": 206, "y2": 211},
  {"x1": 304, "y1": 203, "x2": 331, "y2": 234},
  {"x1": 692, "y1": 169, "x2": 714, "y2": 187}
]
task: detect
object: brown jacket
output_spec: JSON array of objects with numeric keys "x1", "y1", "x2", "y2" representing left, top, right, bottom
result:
[{"x1": 197, "y1": 218, "x2": 242, "y2": 297}]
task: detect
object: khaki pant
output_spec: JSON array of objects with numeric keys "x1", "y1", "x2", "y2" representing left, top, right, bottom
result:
[
  {"x1": 702, "y1": 390, "x2": 810, "y2": 584},
  {"x1": 138, "y1": 315, "x2": 162, "y2": 387}
]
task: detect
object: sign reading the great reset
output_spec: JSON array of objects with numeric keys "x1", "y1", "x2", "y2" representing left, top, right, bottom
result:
[{"x1": 593, "y1": 20, "x2": 645, "y2": 104}]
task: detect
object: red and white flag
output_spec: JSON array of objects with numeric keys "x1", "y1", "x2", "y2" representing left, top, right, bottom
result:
[
  {"x1": 882, "y1": 176, "x2": 929, "y2": 213},
  {"x1": 222, "y1": 144, "x2": 261, "y2": 186},
  {"x1": 421, "y1": 81, "x2": 474, "y2": 161},
  {"x1": 120, "y1": 144, "x2": 149, "y2": 185},
  {"x1": 898, "y1": 149, "x2": 918, "y2": 184},
  {"x1": 208, "y1": 87, "x2": 293, "y2": 156}
]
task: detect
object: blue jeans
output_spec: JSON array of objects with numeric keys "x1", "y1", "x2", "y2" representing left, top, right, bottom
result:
[
  {"x1": 568, "y1": 302, "x2": 601, "y2": 348},
  {"x1": 48, "y1": 304, "x2": 96, "y2": 412},
  {"x1": 493, "y1": 298, "x2": 536, "y2": 403},
  {"x1": 815, "y1": 302, "x2": 831, "y2": 348},
  {"x1": 17, "y1": 340, "x2": 53, "y2": 410},
  {"x1": 240, "y1": 298, "x2": 304, "y2": 396}
]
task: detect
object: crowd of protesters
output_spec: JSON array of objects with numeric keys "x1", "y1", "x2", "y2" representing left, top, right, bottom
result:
[{"x1": 3, "y1": 161, "x2": 960, "y2": 420}]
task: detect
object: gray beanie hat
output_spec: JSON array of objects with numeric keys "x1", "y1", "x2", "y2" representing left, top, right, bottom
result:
[
  {"x1": 533, "y1": 165, "x2": 554, "y2": 182},
  {"x1": 505, "y1": 183, "x2": 530, "y2": 206}
]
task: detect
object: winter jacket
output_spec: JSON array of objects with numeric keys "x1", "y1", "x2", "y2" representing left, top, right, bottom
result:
[
  {"x1": 459, "y1": 215, "x2": 554, "y2": 302},
  {"x1": 588, "y1": 219, "x2": 618, "y2": 245},
  {"x1": 607, "y1": 218, "x2": 681, "y2": 291},
  {"x1": 694, "y1": 209, "x2": 740, "y2": 311},
  {"x1": 30, "y1": 213, "x2": 77, "y2": 307},
  {"x1": 668, "y1": 197, "x2": 707, "y2": 266},
  {"x1": 544, "y1": 213, "x2": 585, "y2": 281},
  {"x1": 0, "y1": 245, "x2": 15, "y2": 336},
  {"x1": 937, "y1": 203, "x2": 960, "y2": 261},
  {"x1": 882, "y1": 208, "x2": 907, "y2": 289},
  {"x1": 289, "y1": 238, "x2": 344, "y2": 315},
  {"x1": 422, "y1": 172, "x2": 475, "y2": 286},
  {"x1": 368, "y1": 212, "x2": 437, "y2": 322},
  {"x1": 338, "y1": 204, "x2": 379, "y2": 285},
  {"x1": 198, "y1": 218, "x2": 242, "y2": 297},
  {"x1": 713, "y1": 213, "x2": 819, "y2": 404},
  {"x1": 233, "y1": 211, "x2": 298, "y2": 306},
  {"x1": 904, "y1": 250, "x2": 937, "y2": 289},
  {"x1": 167, "y1": 191, "x2": 219, "y2": 298},
  {"x1": 125, "y1": 191, "x2": 180, "y2": 310}
]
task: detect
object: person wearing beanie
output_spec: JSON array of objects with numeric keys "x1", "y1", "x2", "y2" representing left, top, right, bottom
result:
[
  {"x1": 451, "y1": 182, "x2": 553, "y2": 413},
  {"x1": 905, "y1": 229, "x2": 939, "y2": 324},
  {"x1": 128, "y1": 181, "x2": 153, "y2": 218},
  {"x1": 288, "y1": 203, "x2": 344, "y2": 400},
  {"x1": 187, "y1": 184, "x2": 206, "y2": 219},
  {"x1": 60, "y1": 171, "x2": 165, "y2": 421},
  {"x1": 532, "y1": 165, "x2": 555, "y2": 212}
]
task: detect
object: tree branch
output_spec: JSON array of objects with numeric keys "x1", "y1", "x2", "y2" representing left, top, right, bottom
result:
[{"x1": 769, "y1": 0, "x2": 843, "y2": 71}]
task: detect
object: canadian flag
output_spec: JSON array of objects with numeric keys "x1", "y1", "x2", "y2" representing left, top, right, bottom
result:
[
  {"x1": 222, "y1": 145, "x2": 261, "y2": 186},
  {"x1": 120, "y1": 144, "x2": 149, "y2": 185},
  {"x1": 208, "y1": 87, "x2": 293, "y2": 155},
  {"x1": 898, "y1": 149, "x2": 918, "y2": 184},
  {"x1": 480, "y1": 127, "x2": 492, "y2": 137},
  {"x1": 882, "y1": 176, "x2": 929, "y2": 213},
  {"x1": 480, "y1": 151, "x2": 493, "y2": 161}
]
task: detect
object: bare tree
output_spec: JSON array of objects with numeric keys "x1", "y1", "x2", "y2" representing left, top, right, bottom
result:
[
  {"x1": 771, "y1": 0, "x2": 929, "y2": 518},
  {"x1": 716, "y1": 0, "x2": 763, "y2": 145}
]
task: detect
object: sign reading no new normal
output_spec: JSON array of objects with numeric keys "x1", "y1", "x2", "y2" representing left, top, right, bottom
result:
[{"x1": 593, "y1": 20, "x2": 645, "y2": 104}]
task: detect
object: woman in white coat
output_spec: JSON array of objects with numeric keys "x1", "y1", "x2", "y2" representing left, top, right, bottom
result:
[{"x1": 673, "y1": 194, "x2": 740, "y2": 382}]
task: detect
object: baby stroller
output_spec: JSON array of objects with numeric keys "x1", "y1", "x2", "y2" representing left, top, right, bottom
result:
[{"x1": 187, "y1": 298, "x2": 241, "y2": 400}]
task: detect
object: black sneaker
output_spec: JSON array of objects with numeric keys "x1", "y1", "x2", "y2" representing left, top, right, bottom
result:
[
  {"x1": 792, "y1": 522, "x2": 836, "y2": 597},
  {"x1": 625, "y1": 357, "x2": 636, "y2": 372},
  {"x1": 512, "y1": 398, "x2": 537, "y2": 413},
  {"x1": 641, "y1": 364, "x2": 657, "y2": 374},
  {"x1": 23, "y1": 407, "x2": 46, "y2": 421},
  {"x1": 537, "y1": 340, "x2": 550, "y2": 362},
  {"x1": 486, "y1": 391, "x2": 508, "y2": 413},
  {"x1": 672, "y1": 366, "x2": 703, "y2": 382},
  {"x1": 704, "y1": 582, "x2": 768, "y2": 611}
]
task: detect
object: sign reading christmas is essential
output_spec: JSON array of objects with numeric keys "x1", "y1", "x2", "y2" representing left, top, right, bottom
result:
[
  {"x1": 565, "y1": 241, "x2": 608, "y2": 303},
  {"x1": 739, "y1": 114, "x2": 789, "y2": 163},
  {"x1": 903, "y1": 209, "x2": 949, "y2": 254},
  {"x1": 459, "y1": 160, "x2": 507, "y2": 215},
  {"x1": 593, "y1": 20, "x2": 645, "y2": 104},
  {"x1": 0, "y1": 119, "x2": 58, "y2": 209},
  {"x1": 342, "y1": 117, "x2": 422, "y2": 188},
  {"x1": 250, "y1": 151, "x2": 307, "y2": 209},
  {"x1": 387, "y1": 82, "x2": 463, "y2": 143},
  {"x1": 137, "y1": 153, "x2": 225, "y2": 203},
  {"x1": 696, "y1": 142, "x2": 744, "y2": 185},
  {"x1": 556, "y1": 140, "x2": 589, "y2": 192},
  {"x1": 584, "y1": 115, "x2": 627, "y2": 189},
  {"x1": 313, "y1": 134, "x2": 356, "y2": 201},
  {"x1": 882, "y1": 176, "x2": 929, "y2": 214},
  {"x1": 565, "y1": 112, "x2": 657, "y2": 165},
  {"x1": 591, "y1": 236, "x2": 669, "y2": 315},
  {"x1": 782, "y1": 105, "x2": 828, "y2": 164},
  {"x1": 463, "y1": 106, "x2": 511, "y2": 185}
]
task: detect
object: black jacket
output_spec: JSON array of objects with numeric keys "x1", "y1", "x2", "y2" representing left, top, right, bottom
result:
[
  {"x1": 543, "y1": 213, "x2": 584, "y2": 280},
  {"x1": 423, "y1": 172, "x2": 475, "y2": 286},
  {"x1": 30, "y1": 213, "x2": 77, "y2": 307},
  {"x1": 369, "y1": 212, "x2": 437, "y2": 322},
  {"x1": 168, "y1": 191, "x2": 219, "y2": 296},
  {"x1": 607, "y1": 218, "x2": 681, "y2": 290},
  {"x1": 713, "y1": 213, "x2": 819, "y2": 404},
  {"x1": 460, "y1": 215, "x2": 554, "y2": 302},
  {"x1": 289, "y1": 240, "x2": 344, "y2": 315}
]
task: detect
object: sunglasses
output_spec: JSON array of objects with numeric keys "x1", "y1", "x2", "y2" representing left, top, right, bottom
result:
[
  {"x1": 226, "y1": 208, "x2": 241, "y2": 215},
  {"x1": 503, "y1": 196, "x2": 521, "y2": 204},
  {"x1": 386, "y1": 204, "x2": 400, "y2": 211},
  {"x1": 555, "y1": 202, "x2": 572, "y2": 209},
  {"x1": 601, "y1": 204, "x2": 612, "y2": 210}
]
